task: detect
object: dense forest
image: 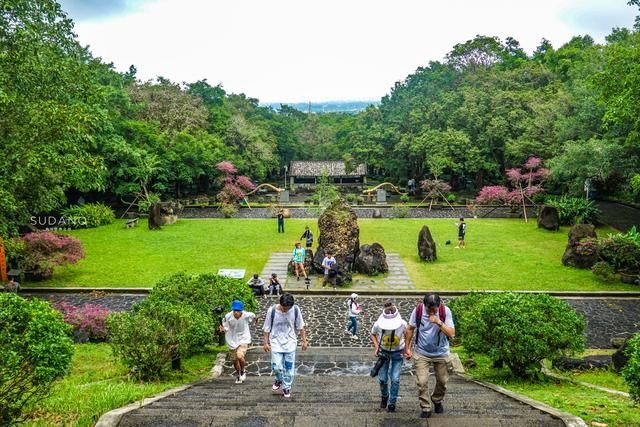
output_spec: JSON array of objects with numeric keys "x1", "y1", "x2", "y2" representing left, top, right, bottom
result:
[{"x1": 1, "y1": 0, "x2": 640, "y2": 236}]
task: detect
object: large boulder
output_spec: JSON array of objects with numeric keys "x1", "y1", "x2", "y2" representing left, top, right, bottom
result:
[
  {"x1": 148, "y1": 202, "x2": 163, "y2": 230},
  {"x1": 354, "y1": 243, "x2": 388, "y2": 275},
  {"x1": 418, "y1": 225, "x2": 437, "y2": 262},
  {"x1": 314, "y1": 199, "x2": 360, "y2": 285},
  {"x1": 612, "y1": 339, "x2": 630, "y2": 372},
  {"x1": 561, "y1": 224, "x2": 598, "y2": 269},
  {"x1": 537, "y1": 205, "x2": 560, "y2": 231},
  {"x1": 552, "y1": 355, "x2": 611, "y2": 371}
]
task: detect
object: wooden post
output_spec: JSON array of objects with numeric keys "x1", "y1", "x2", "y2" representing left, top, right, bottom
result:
[{"x1": 0, "y1": 236, "x2": 7, "y2": 283}]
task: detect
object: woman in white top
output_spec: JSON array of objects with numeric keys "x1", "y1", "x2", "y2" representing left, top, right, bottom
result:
[{"x1": 345, "y1": 293, "x2": 361, "y2": 339}]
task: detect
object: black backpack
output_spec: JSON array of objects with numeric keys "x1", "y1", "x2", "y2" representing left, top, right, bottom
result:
[{"x1": 328, "y1": 263, "x2": 338, "y2": 277}]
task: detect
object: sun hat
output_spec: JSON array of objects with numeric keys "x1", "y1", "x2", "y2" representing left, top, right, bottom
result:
[
  {"x1": 377, "y1": 305, "x2": 402, "y2": 330},
  {"x1": 231, "y1": 300, "x2": 244, "y2": 311}
]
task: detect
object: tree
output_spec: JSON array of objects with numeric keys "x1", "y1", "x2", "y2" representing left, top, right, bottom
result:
[{"x1": 0, "y1": 0, "x2": 112, "y2": 236}]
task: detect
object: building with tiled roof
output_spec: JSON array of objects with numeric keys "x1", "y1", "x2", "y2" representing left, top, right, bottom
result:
[{"x1": 289, "y1": 161, "x2": 366, "y2": 187}]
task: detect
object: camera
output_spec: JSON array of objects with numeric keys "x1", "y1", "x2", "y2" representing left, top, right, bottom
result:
[
  {"x1": 213, "y1": 305, "x2": 225, "y2": 346},
  {"x1": 370, "y1": 351, "x2": 390, "y2": 377}
]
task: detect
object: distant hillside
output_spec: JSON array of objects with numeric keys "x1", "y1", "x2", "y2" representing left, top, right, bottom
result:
[{"x1": 265, "y1": 100, "x2": 380, "y2": 114}]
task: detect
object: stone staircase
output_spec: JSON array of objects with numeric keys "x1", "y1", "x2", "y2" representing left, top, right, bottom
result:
[
  {"x1": 117, "y1": 348, "x2": 567, "y2": 427},
  {"x1": 260, "y1": 252, "x2": 414, "y2": 291}
]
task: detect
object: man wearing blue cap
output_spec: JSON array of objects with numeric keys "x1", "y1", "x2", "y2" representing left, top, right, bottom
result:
[{"x1": 220, "y1": 300, "x2": 257, "y2": 384}]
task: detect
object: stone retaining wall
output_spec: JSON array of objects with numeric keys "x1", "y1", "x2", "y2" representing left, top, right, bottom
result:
[{"x1": 177, "y1": 205, "x2": 537, "y2": 219}]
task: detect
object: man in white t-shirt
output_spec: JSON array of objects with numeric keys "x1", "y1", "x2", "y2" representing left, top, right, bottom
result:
[
  {"x1": 321, "y1": 250, "x2": 337, "y2": 288},
  {"x1": 262, "y1": 293, "x2": 308, "y2": 399},
  {"x1": 220, "y1": 300, "x2": 257, "y2": 384}
]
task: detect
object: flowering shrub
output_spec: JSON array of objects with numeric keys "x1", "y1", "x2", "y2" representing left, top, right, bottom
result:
[
  {"x1": 21, "y1": 231, "x2": 85, "y2": 279},
  {"x1": 574, "y1": 238, "x2": 597, "y2": 257},
  {"x1": 420, "y1": 179, "x2": 452, "y2": 203},
  {"x1": 476, "y1": 157, "x2": 548, "y2": 205},
  {"x1": 476, "y1": 185, "x2": 511, "y2": 204},
  {"x1": 54, "y1": 302, "x2": 110, "y2": 342},
  {"x1": 215, "y1": 161, "x2": 255, "y2": 215}
]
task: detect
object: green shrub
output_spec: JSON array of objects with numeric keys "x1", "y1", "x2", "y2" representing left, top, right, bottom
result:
[
  {"x1": 623, "y1": 333, "x2": 640, "y2": 403},
  {"x1": 107, "y1": 301, "x2": 210, "y2": 380},
  {"x1": 356, "y1": 196, "x2": 364, "y2": 205},
  {"x1": 461, "y1": 293, "x2": 585, "y2": 378},
  {"x1": 399, "y1": 194, "x2": 410, "y2": 203},
  {"x1": 447, "y1": 292, "x2": 491, "y2": 339},
  {"x1": 545, "y1": 195, "x2": 600, "y2": 225},
  {"x1": 108, "y1": 273, "x2": 255, "y2": 380},
  {"x1": 630, "y1": 174, "x2": 640, "y2": 202},
  {"x1": 61, "y1": 203, "x2": 115, "y2": 229},
  {"x1": 591, "y1": 261, "x2": 618, "y2": 283},
  {"x1": 391, "y1": 204, "x2": 410, "y2": 218},
  {"x1": 446, "y1": 193, "x2": 457, "y2": 203},
  {"x1": 0, "y1": 294, "x2": 74, "y2": 425},
  {"x1": 346, "y1": 193, "x2": 357, "y2": 203},
  {"x1": 597, "y1": 233, "x2": 640, "y2": 274},
  {"x1": 220, "y1": 203, "x2": 238, "y2": 218}
]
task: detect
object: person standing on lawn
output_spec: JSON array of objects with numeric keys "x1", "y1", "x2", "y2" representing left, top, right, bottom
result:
[
  {"x1": 277, "y1": 209, "x2": 285, "y2": 233},
  {"x1": 300, "y1": 225, "x2": 313, "y2": 248},
  {"x1": 455, "y1": 218, "x2": 466, "y2": 248}
]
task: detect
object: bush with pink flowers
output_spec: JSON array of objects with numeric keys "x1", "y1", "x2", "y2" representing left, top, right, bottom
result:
[
  {"x1": 21, "y1": 231, "x2": 85, "y2": 280},
  {"x1": 215, "y1": 161, "x2": 255, "y2": 217},
  {"x1": 54, "y1": 301, "x2": 110, "y2": 343}
]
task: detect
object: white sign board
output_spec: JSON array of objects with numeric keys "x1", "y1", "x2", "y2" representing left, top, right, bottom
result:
[{"x1": 217, "y1": 269, "x2": 246, "y2": 279}]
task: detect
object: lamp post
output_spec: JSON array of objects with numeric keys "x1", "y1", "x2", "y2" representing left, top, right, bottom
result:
[{"x1": 284, "y1": 164, "x2": 288, "y2": 190}]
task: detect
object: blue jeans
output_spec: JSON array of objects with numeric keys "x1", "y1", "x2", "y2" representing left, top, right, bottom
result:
[
  {"x1": 271, "y1": 351, "x2": 296, "y2": 390},
  {"x1": 378, "y1": 350, "x2": 404, "y2": 405},
  {"x1": 347, "y1": 316, "x2": 357, "y2": 336}
]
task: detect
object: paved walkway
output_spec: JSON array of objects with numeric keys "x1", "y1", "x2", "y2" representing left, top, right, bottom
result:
[
  {"x1": 30, "y1": 294, "x2": 640, "y2": 349},
  {"x1": 260, "y1": 252, "x2": 414, "y2": 291},
  {"x1": 117, "y1": 348, "x2": 567, "y2": 427},
  {"x1": 596, "y1": 200, "x2": 640, "y2": 232}
]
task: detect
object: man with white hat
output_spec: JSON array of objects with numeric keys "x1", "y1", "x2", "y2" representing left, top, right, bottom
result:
[
  {"x1": 370, "y1": 300, "x2": 409, "y2": 413},
  {"x1": 220, "y1": 300, "x2": 256, "y2": 384},
  {"x1": 345, "y1": 293, "x2": 362, "y2": 339}
]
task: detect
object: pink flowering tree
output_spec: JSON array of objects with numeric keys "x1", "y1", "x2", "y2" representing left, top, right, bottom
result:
[
  {"x1": 54, "y1": 302, "x2": 110, "y2": 342},
  {"x1": 476, "y1": 157, "x2": 549, "y2": 222},
  {"x1": 419, "y1": 179, "x2": 453, "y2": 210},
  {"x1": 215, "y1": 161, "x2": 255, "y2": 217},
  {"x1": 21, "y1": 231, "x2": 85, "y2": 279}
]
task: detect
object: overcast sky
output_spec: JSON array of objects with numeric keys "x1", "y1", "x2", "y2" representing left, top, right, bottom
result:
[{"x1": 59, "y1": 0, "x2": 636, "y2": 103}]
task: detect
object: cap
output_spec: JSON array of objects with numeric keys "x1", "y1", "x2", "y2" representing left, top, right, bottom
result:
[
  {"x1": 351, "y1": 293, "x2": 358, "y2": 299},
  {"x1": 231, "y1": 300, "x2": 244, "y2": 311}
]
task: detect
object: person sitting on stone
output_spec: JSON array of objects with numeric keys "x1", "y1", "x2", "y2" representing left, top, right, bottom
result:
[
  {"x1": 4, "y1": 277, "x2": 20, "y2": 293},
  {"x1": 247, "y1": 274, "x2": 265, "y2": 297},
  {"x1": 268, "y1": 273, "x2": 283, "y2": 296}
]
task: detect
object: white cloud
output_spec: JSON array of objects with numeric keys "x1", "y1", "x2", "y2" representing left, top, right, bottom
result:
[{"x1": 69, "y1": 0, "x2": 636, "y2": 103}]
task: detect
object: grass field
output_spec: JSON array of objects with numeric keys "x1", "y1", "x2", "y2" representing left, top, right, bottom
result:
[
  {"x1": 24, "y1": 344, "x2": 220, "y2": 427},
  {"x1": 457, "y1": 348, "x2": 639, "y2": 427},
  {"x1": 35, "y1": 218, "x2": 637, "y2": 291}
]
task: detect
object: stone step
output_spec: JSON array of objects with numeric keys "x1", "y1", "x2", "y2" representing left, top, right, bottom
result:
[{"x1": 115, "y1": 348, "x2": 566, "y2": 427}]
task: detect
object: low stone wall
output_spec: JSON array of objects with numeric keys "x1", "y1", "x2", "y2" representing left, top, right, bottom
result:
[{"x1": 176, "y1": 205, "x2": 537, "y2": 219}]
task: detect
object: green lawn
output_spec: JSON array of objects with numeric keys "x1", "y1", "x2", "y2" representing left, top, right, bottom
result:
[
  {"x1": 24, "y1": 343, "x2": 220, "y2": 427},
  {"x1": 36, "y1": 218, "x2": 637, "y2": 291},
  {"x1": 457, "y1": 348, "x2": 639, "y2": 427}
]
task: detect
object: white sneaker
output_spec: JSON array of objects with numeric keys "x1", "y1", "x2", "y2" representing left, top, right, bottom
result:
[
  {"x1": 344, "y1": 329, "x2": 351, "y2": 335},
  {"x1": 351, "y1": 335, "x2": 358, "y2": 340},
  {"x1": 240, "y1": 371, "x2": 247, "y2": 382},
  {"x1": 235, "y1": 376, "x2": 242, "y2": 384}
]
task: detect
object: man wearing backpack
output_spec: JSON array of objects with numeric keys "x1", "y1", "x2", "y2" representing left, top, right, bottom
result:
[
  {"x1": 405, "y1": 293, "x2": 455, "y2": 419},
  {"x1": 321, "y1": 249, "x2": 337, "y2": 289},
  {"x1": 262, "y1": 293, "x2": 308, "y2": 399}
]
